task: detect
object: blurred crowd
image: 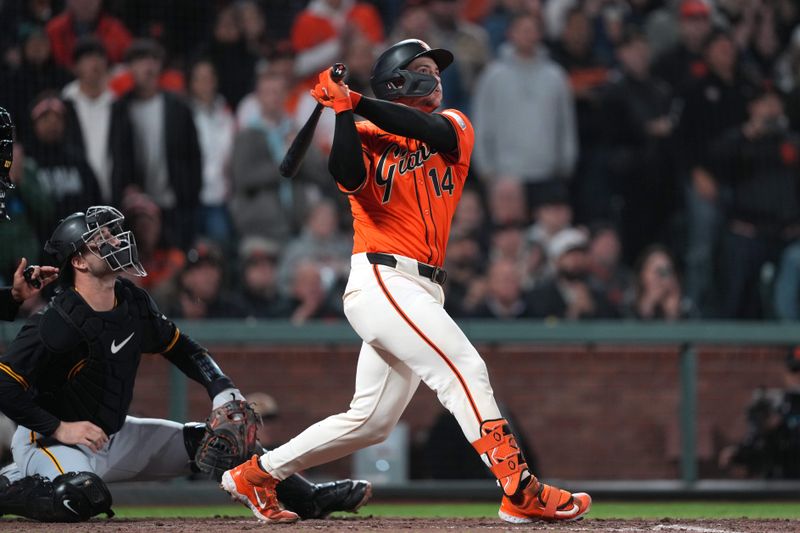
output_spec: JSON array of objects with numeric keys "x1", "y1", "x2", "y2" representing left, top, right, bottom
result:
[{"x1": 2, "y1": 0, "x2": 800, "y2": 321}]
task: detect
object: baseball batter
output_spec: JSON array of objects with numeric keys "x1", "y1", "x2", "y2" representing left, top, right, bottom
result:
[
  {"x1": 222, "y1": 39, "x2": 592, "y2": 524},
  {"x1": 0, "y1": 206, "x2": 369, "y2": 521}
]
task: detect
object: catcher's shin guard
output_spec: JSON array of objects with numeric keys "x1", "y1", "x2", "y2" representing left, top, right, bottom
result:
[
  {"x1": 277, "y1": 473, "x2": 372, "y2": 519},
  {"x1": 0, "y1": 472, "x2": 113, "y2": 522},
  {"x1": 472, "y1": 418, "x2": 531, "y2": 497}
]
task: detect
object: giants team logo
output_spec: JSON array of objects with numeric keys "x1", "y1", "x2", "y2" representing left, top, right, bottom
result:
[{"x1": 375, "y1": 143, "x2": 453, "y2": 203}]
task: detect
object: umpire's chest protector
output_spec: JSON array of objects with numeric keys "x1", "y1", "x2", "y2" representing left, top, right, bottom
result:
[{"x1": 36, "y1": 280, "x2": 152, "y2": 436}]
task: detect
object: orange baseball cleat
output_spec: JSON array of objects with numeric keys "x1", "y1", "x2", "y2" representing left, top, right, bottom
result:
[
  {"x1": 498, "y1": 480, "x2": 592, "y2": 523},
  {"x1": 220, "y1": 455, "x2": 299, "y2": 523}
]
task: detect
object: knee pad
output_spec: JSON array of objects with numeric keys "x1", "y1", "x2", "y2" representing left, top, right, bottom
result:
[
  {"x1": 183, "y1": 422, "x2": 207, "y2": 463},
  {"x1": 51, "y1": 471, "x2": 114, "y2": 521}
]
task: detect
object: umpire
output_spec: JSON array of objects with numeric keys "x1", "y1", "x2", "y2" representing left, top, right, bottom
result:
[{"x1": 0, "y1": 206, "x2": 368, "y2": 521}]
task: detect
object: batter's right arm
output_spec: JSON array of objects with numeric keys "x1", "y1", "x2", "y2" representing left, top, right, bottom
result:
[{"x1": 353, "y1": 95, "x2": 457, "y2": 153}]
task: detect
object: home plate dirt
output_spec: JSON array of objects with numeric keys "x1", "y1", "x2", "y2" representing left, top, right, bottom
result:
[{"x1": 3, "y1": 517, "x2": 799, "y2": 532}]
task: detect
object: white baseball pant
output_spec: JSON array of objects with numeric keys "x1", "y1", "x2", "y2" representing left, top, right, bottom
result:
[{"x1": 262, "y1": 252, "x2": 502, "y2": 479}]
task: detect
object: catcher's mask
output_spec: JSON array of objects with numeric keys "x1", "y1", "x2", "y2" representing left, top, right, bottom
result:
[
  {"x1": 45, "y1": 206, "x2": 147, "y2": 278},
  {"x1": 370, "y1": 39, "x2": 453, "y2": 101}
]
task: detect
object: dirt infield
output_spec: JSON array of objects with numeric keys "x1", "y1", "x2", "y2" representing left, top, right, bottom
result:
[{"x1": 3, "y1": 517, "x2": 800, "y2": 532}]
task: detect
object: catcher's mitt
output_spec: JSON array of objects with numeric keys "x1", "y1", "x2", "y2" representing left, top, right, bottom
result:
[{"x1": 195, "y1": 399, "x2": 261, "y2": 480}]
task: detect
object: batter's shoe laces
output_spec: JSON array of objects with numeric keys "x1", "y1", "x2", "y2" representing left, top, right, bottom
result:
[
  {"x1": 498, "y1": 479, "x2": 591, "y2": 523},
  {"x1": 220, "y1": 455, "x2": 299, "y2": 523}
]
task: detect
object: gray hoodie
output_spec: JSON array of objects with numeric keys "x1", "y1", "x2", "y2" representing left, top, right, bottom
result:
[{"x1": 472, "y1": 46, "x2": 578, "y2": 182}]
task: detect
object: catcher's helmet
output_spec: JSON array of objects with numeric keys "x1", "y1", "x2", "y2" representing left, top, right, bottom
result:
[
  {"x1": 44, "y1": 206, "x2": 146, "y2": 277},
  {"x1": 0, "y1": 106, "x2": 13, "y2": 185},
  {"x1": 370, "y1": 39, "x2": 453, "y2": 101}
]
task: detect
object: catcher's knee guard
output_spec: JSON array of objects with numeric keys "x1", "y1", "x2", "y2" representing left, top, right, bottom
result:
[
  {"x1": 183, "y1": 422, "x2": 207, "y2": 473},
  {"x1": 0, "y1": 472, "x2": 113, "y2": 522}
]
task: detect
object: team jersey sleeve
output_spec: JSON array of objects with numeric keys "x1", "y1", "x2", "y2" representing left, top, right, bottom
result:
[
  {"x1": 438, "y1": 109, "x2": 475, "y2": 168},
  {"x1": 0, "y1": 314, "x2": 63, "y2": 435},
  {"x1": 335, "y1": 121, "x2": 375, "y2": 195},
  {"x1": 137, "y1": 287, "x2": 180, "y2": 354}
]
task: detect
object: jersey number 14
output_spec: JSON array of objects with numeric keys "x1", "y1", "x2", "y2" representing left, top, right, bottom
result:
[{"x1": 376, "y1": 167, "x2": 454, "y2": 204}]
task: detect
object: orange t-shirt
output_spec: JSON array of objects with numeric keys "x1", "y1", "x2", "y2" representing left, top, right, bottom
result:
[{"x1": 345, "y1": 109, "x2": 474, "y2": 267}]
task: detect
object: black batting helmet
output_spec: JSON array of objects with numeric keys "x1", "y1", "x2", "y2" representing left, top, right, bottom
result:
[
  {"x1": 0, "y1": 106, "x2": 13, "y2": 185},
  {"x1": 370, "y1": 39, "x2": 453, "y2": 101}
]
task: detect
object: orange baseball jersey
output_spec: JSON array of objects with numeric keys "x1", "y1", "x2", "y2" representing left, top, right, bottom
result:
[{"x1": 343, "y1": 109, "x2": 474, "y2": 267}]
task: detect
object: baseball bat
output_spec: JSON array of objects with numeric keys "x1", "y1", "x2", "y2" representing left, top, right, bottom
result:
[{"x1": 279, "y1": 63, "x2": 347, "y2": 178}]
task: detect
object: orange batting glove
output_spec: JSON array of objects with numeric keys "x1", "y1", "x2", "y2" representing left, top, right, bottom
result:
[
  {"x1": 318, "y1": 69, "x2": 352, "y2": 114},
  {"x1": 310, "y1": 83, "x2": 335, "y2": 109}
]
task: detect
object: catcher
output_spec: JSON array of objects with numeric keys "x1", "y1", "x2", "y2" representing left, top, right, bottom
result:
[{"x1": 0, "y1": 206, "x2": 370, "y2": 522}]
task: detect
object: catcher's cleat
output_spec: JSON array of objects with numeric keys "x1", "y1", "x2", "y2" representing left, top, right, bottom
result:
[
  {"x1": 220, "y1": 455, "x2": 299, "y2": 523},
  {"x1": 498, "y1": 480, "x2": 591, "y2": 523}
]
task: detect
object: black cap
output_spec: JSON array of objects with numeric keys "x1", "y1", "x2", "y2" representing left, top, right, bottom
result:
[{"x1": 73, "y1": 36, "x2": 108, "y2": 63}]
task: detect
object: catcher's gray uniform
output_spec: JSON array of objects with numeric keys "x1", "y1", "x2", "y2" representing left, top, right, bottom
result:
[{"x1": 7, "y1": 417, "x2": 188, "y2": 483}]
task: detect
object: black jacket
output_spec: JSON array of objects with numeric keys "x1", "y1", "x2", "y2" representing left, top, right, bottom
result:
[{"x1": 117, "y1": 91, "x2": 202, "y2": 209}]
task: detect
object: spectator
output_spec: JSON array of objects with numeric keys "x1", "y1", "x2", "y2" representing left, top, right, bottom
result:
[
  {"x1": 718, "y1": 349, "x2": 800, "y2": 479},
  {"x1": 388, "y1": 1, "x2": 433, "y2": 45},
  {"x1": 472, "y1": 13, "x2": 577, "y2": 208},
  {"x1": 488, "y1": 177, "x2": 528, "y2": 228},
  {"x1": 62, "y1": 37, "x2": 135, "y2": 205},
  {"x1": 120, "y1": 190, "x2": 185, "y2": 294},
  {"x1": 277, "y1": 199, "x2": 352, "y2": 294},
  {"x1": 444, "y1": 231, "x2": 486, "y2": 317},
  {"x1": 481, "y1": 0, "x2": 542, "y2": 55},
  {"x1": 290, "y1": 0, "x2": 384, "y2": 81},
  {"x1": 247, "y1": 391, "x2": 282, "y2": 449},
  {"x1": 652, "y1": 0, "x2": 712, "y2": 93},
  {"x1": 427, "y1": 0, "x2": 492, "y2": 110},
  {"x1": 203, "y1": 5, "x2": 257, "y2": 109},
  {"x1": 238, "y1": 236, "x2": 292, "y2": 319},
  {"x1": 528, "y1": 228, "x2": 619, "y2": 320},
  {"x1": 0, "y1": 144, "x2": 54, "y2": 282},
  {"x1": 450, "y1": 187, "x2": 489, "y2": 252},
  {"x1": 237, "y1": 0, "x2": 271, "y2": 59},
  {"x1": 230, "y1": 70, "x2": 328, "y2": 245},
  {"x1": 2, "y1": 23, "x2": 71, "y2": 138},
  {"x1": 24, "y1": 93, "x2": 102, "y2": 221},
  {"x1": 188, "y1": 58, "x2": 235, "y2": 246},
  {"x1": 287, "y1": 259, "x2": 343, "y2": 324},
  {"x1": 469, "y1": 257, "x2": 534, "y2": 319},
  {"x1": 119, "y1": 39, "x2": 202, "y2": 249},
  {"x1": 587, "y1": 222, "x2": 632, "y2": 313},
  {"x1": 628, "y1": 244, "x2": 687, "y2": 320},
  {"x1": 774, "y1": 240, "x2": 800, "y2": 320},
  {"x1": 527, "y1": 183, "x2": 574, "y2": 252},
  {"x1": 602, "y1": 27, "x2": 677, "y2": 263},
  {"x1": 550, "y1": 5, "x2": 613, "y2": 224},
  {"x1": 0, "y1": 0, "x2": 56, "y2": 70},
  {"x1": 676, "y1": 28, "x2": 753, "y2": 317},
  {"x1": 710, "y1": 88, "x2": 800, "y2": 319},
  {"x1": 46, "y1": 0, "x2": 132, "y2": 68},
  {"x1": 157, "y1": 240, "x2": 247, "y2": 319}
]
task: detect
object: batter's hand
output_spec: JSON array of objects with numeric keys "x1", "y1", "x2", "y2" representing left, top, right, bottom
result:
[
  {"x1": 317, "y1": 69, "x2": 352, "y2": 114},
  {"x1": 54, "y1": 421, "x2": 109, "y2": 453},
  {"x1": 10, "y1": 258, "x2": 58, "y2": 303}
]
